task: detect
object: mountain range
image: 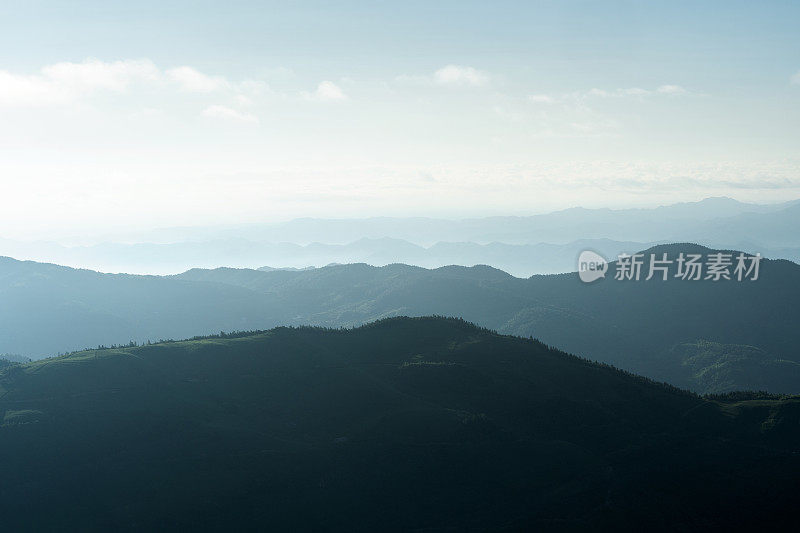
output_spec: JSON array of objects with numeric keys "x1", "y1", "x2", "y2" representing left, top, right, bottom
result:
[{"x1": 2, "y1": 243, "x2": 798, "y2": 394}]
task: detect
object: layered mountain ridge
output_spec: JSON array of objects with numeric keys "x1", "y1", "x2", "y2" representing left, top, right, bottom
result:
[{"x1": 1, "y1": 243, "x2": 798, "y2": 393}]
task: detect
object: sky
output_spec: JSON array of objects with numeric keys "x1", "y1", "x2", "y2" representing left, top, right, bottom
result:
[{"x1": 0, "y1": 0, "x2": 799, "y2": 240}]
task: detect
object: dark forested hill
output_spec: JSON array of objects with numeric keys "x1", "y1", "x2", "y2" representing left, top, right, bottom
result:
[
  {"x1": 2, "y1": 243, "x2": 799, "y2": 393},
  {"x1": 1, "y1": 317, "x2": 799, "y2": 531}
]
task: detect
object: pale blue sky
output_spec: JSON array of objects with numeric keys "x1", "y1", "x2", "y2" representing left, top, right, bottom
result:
[{"x1": 0, "y1": 1, "x2": 798, "y2": 238}]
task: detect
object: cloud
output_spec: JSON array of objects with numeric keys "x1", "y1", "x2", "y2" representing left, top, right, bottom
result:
[
  {"x1": 165, "y1": 66, "x2": 268, "y2": 95},
  {"x1": 395, "y1": 65, "x2": 490, "y2": 88},
  {"x1": 620, "y1": 87, "x2": 650, "y2": 96},
  {"x1": 528, "y1": 85, "x2": 691, "y2": 105},
  {"x1": 42, "y1": 59, "x2": 159, "y2": 91},
  {"x1": 303, "y1": 80, "x2": 347, "y2": 101},
  {"x1": 0, "y1": 58, "x2": 272, "y2": 109},
  {"x1": 587, "y1": 85, "x2": 688, "y2": 98},
  {"x1": 528, "y1": 94, "x2": 556, "y2": 104},
  {"x1": 492, "y1": 105, "x2": 525, "y2": 122},
  {"x1": 0, "y1": 71, "x2": 67, "y2": 106},
  {"x1": 656, "y1": 84, "x2": 687, "y2": 95},
  {"x1": 237, "y1": 79, "x2": 269, "y2": 95},
  {"x1": 393, "y1": 73, "x2": 428, "y2": 85},
  {"x1": 791, "y1": 71, "x2": 800, "y2": 85},
  {"x1": 433, "y1": 65, "x2": 489, "y2": 86},
  {"x1": 166, "y1": 66, "x2": 230, "y2": 93},
  {"x1": 201, "y1": 105, "x2": 258, "y2": 123},
  {"x1": 0, "y1": 58, "x2": 159, "y2": 107},
  {"x1": 235, "y1": 94, "x2": 254, "y2": 106},
  {"x1": 586, "y1": 88, "x2": 610, "y2": 98}
]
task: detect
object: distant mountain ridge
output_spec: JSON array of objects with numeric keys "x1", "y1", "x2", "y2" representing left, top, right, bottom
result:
[
  {"x1": 1, "y1": 197, "x2": 798, "y2": 275},
  {"x1": 106, "y1": 196, "x2": 800, "y2": 245}
]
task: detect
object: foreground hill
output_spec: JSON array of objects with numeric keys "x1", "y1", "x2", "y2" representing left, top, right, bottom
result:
[
  {"x1": 2, "y1": 317, "x2": 799, "y2": 531},
  {"x1": 2, "y1": 243, "x2": 799, "y2": 393}
]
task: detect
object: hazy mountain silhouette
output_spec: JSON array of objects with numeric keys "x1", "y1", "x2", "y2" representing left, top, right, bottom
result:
[
  {"x1": 2, "y1": 198, "x2": 798, "y2": 275},
  {"x1": 107, "y1": 196, "x2": 798, "y2": 245}
]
